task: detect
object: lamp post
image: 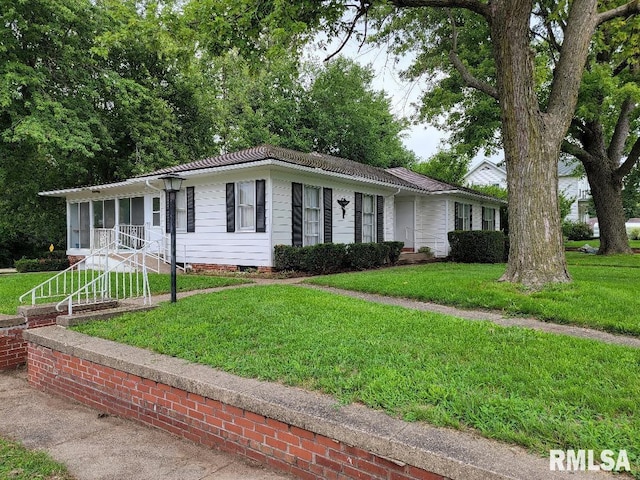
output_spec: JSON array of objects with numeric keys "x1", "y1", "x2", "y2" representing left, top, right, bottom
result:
[{"x1": 160, "y1": 173, "x2": 185, "y2": 303}]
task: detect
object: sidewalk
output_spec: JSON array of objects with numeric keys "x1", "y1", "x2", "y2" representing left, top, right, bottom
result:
[{"x1": 0, "y1": 368, "x2": 293, "y2": 480}]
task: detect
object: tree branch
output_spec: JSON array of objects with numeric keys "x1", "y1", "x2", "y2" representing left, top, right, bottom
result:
[
  {"x1": 608, "y1": 98, "x2": 637, "y2": 163},
  {"x1": 448, "y1": 11, "x2": 499, "y2": 100},
  {"x1": 324, "y1": 2, "x2": 370, "y2": 62},
  {"x1": 616, "y1": 137, "x2": 640, "y2": 180},
  {"x1": 597, "y1": 0, "x2": 640, "y2": 26},
  {"x1": 390, "y1": 0, "x2": 490, "y2": 20},
  {"x1": 546, "y1": 2, "x2": 599, "y2": 123},
  {"x1": 562, "y1": 139, "x2": 596, "y2": 165}
]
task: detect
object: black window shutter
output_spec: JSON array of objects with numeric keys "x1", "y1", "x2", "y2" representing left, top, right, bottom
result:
[
  {"x1": 226, "y1": 183, "x2": 235, "y2": 233},
  {"x1": 186, "y1": 187, "x2": 195, "y2": 232},
  {"x1": 165, "y1": 194, "x2": 170, "y2": 234},
  {"x1": 256, "y1": 180, "x2": 266, "y2": 233},
  {"x1": 454, "y1": 202, "x2": 461, "y2": 230},
  {"x1": 469, "y1": 205, "x2": 473, "y2": 230},
  {"x1": 323, "y1": 187, "x2": 332, "y2": 243},
  {"x1": 376, "y1": 195, "x2": 384, "y2": 243},
  {"x1": 354, "y1": 192, "x2": 363, "y2": 243},
  {"x1": 292, "y1": 182, "x2": 303, "y2": 247}
]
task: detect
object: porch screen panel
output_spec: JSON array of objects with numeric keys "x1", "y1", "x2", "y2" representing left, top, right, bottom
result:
[
  {"x1": 132, "y1": 197, "x2": 145, "y2": 225},
  {"x1": 354, "y1": 192, "x2": 363, "y2": 243},
  {"x1": 79, "y1": 202, "x2": 90, "y2": 248},
  {"x1": 93, "y1": 201, "x2": 104, "y2": 228},
  {"x1": 323, "y1": 187, "x2": 332, "y2": 243},
  {"x1": 104, "y1": 200, "x2": 116, "y2": 228},
  {"x1": 120, "y1": 198, "x2": 131, "y2": 225},
  {"x1": 292, "y1": 182, "x2": 303, "y2": 247},
  {"x1": 256, "y1": 180, "x2": 266, "y2": 233},
  {"x1": 376, "y1": 195, "x2": 384, "y2": 243}
]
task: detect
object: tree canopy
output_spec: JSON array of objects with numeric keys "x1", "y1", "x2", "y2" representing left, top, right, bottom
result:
[{"x1": 0, "y1": 0, "x2": 415, "y2": 265}]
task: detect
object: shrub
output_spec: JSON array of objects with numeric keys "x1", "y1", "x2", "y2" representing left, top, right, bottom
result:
[
  {"x1": 275, "y1": 242, "x2": 396, "y2": 273},
  {"x1": 628, "y1": 228, "x2": 640, "y2": 241},
  {"x1": 274, "y1": 245, "x2": 304, "y2": 271},
  {"x1": 382, "y1": 241, "x2": 404, "y2": 264},
  {"x1": 300, "y1": 243, "x2": 347, "y2": 275},
  {"x1": 448, "y1": 230, "x2": 506, "y2": 263},
  {"x1": 347, "y1": 242, "x2": 390, "y2": 270},
  {"x1": 562, "y1": 221, "x2": 593, "y2": 241},
  {"x1": 14, "y1": 257, "x2": 70, "y2": 273}
]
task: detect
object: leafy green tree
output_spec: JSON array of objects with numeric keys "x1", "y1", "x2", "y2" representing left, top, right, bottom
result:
[
  {"x1": 412, "y1": 149, "x2": 471, "y2": 184},
  {"x1": 372, "y1": 3, "x2": 639, "y2": 255},
  {"x1": 302, "y1": 57, "x2": 415, "y2": 167}
]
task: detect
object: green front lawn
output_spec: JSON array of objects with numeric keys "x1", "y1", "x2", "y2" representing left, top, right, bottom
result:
[
  {"x1": 307, "y1": 252, "x2": 640, "y2": 336},
  {"x1": 0, "y1": 272, "x2": 249, "y2": 315},
  {"x1": 0, "y1": 437, "x2": 74, "y2": 480},
  {"x1": 73, "y1": 285, "x2": 640, "y2": 473}
]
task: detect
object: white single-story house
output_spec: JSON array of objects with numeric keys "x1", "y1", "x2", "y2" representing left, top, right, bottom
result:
[
  {"x1": 40, "y1": 145, "x2": 505, "y2": 271},
  {"x1": 464, "y1": 158, "x2": 590, "y2": 222}
]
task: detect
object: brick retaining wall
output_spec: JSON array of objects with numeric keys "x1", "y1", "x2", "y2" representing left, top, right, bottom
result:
[
  {"x1": 27, "y1": 341, "x2": 444, "y2": 480},
  {"x1": 0, "y1": 309, "x2": 58, "y2": 371},
  {"x1": 25, "y1": 326, "x2": 585, "y2": 480}
]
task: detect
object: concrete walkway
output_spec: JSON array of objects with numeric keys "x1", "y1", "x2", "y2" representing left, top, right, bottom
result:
[
  {"x1": 0, "y1": 368, "x2": 293, "y2": 480},
  {"x1": 157, "y1": 277, "x2": 640, "y2": 349}
]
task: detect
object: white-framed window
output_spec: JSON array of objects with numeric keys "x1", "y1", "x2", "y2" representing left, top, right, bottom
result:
[
  {"x1": 482, "y1": 207, "x2": 496, "y2": 231},
  {"x1": 176, "y1": 190, "x2": 187, "y2": 231},
  {"x1": 69, "y1": 202, "x2": 90, "y2": 249},
  {"x1": 304, "y1": 185, "x2": 321, "y2": 246},
  {"x1": 237, "y1": 181, "x2": 255, "y2": 231},
  {"x1": 362, "y1": 194, "x2": 375, "y2": 243},
  {"x1": 455, "y1": 202, "x2": 472, "y2": 230},
  {"x1": 152, "y1": 197, "x2": 161, "y2": 227}
]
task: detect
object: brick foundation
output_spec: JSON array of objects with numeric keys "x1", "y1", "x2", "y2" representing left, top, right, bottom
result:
[
  {"x1": 190, "y1": 264, "x2": 274, "y2": 274},
  {"x1": 27, "y1": 341, "x2": 446, "y2": 480}
]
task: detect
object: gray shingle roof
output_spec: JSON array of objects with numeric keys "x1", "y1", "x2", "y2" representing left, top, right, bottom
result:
[{"x1": 139, "y1": 144, "x2": 418, "y2": 190}]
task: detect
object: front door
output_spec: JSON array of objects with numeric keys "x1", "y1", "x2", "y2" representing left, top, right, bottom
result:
[{"x1": 395, "y1": 200, "x2": 415, "y2": 250}]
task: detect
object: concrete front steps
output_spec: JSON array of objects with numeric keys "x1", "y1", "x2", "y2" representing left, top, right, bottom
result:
[{"x1": 397, "y1": 251, "x2": 437, "y2": 265}]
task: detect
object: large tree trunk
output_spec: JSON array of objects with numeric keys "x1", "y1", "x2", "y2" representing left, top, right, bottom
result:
[
  {"x1": 491, "y1": 1, "x2": 571, "y2": 288},
  {"x1": 583, "y1": 160, "x2": 632, "y2": 254}
]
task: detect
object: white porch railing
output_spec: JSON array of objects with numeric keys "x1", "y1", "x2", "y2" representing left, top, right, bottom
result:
[
  {"x1": 19, "y1": 238, "x2": 153, "y2": 316},
  {"x1": 93, "y1": 225, "x2": 146, "y2": 250}
]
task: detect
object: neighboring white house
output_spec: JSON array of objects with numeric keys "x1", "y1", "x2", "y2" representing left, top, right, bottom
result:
[
  {"x1": 40, "y1": 145, "x2": 505, "y2": 271},
  {"x1": 464, "y1": 158, "x2": 591, "y2": 222}
]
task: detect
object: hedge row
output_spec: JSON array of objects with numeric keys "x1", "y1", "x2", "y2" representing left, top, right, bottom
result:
[
  {"x1": 15, "y1": 257, "x2": 70, "y2": 273},
  {"x1": 274, "y1": 241, "x2": 404, "y2": 275},
  {"x1": 448, "y1": 230, "x2": 506, "y2": 263}
]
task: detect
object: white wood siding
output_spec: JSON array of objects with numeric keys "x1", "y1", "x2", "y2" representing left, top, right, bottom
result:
[
  {"x1": 270, "y1": 170, "x2": 397, "y2": 249},
  {"x1": 413, "y1": 195, "x2": 503, "y2": 257},
  {"x1": 174, "y1": 168, "x2": 272, "y2": 267},
  {"x1": 465, "y1": 164, "x2": 507, "y2": 188}
]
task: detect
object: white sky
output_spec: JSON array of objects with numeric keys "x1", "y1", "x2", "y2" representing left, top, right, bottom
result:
[{"x1": 308, "y1": 31, "x2": 501, "y2": 168}]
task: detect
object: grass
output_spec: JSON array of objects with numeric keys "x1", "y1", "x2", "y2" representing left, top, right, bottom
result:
[
  {"x1": 0, "y1": 436, "x2": 74, "y2": 479},
  {"x1": 306, "y1": 252, "x2": 640, "y2": 336},
  {"x1": 0, "y1": 272, "x2": 249, "y2": 315},
  {"x1": 565, "y1": 239, "x2": 640, "y2": 249},
  {"x1": 73, "y1": 285, "x2": 640, "y2": 473}
]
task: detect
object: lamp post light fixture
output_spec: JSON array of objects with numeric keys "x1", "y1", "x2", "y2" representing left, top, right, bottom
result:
[{"x1": 160, "y1": 173, "x2": 185, "y2": 303}]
